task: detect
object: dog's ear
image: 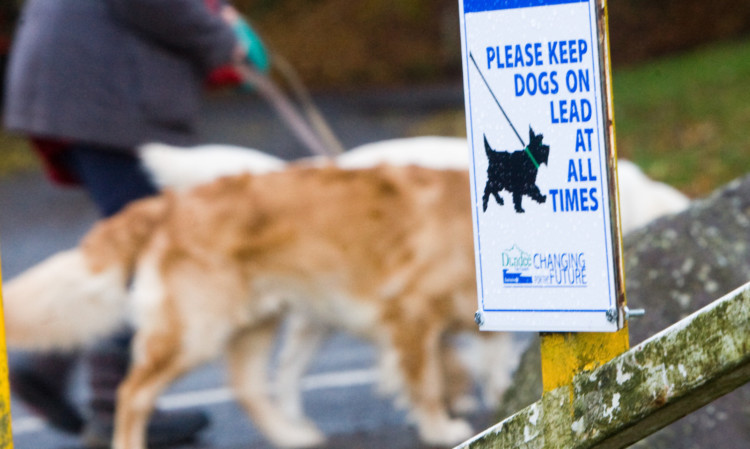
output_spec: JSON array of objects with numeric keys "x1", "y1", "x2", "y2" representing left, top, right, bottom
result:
[
  {"x1": 484, "y1": 134, "x2": 492, "y2": 153},
  {"x1": 529, "y1": 127, "x2": 543, "y2": 146}
]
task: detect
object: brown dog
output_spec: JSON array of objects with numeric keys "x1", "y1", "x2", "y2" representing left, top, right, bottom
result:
[{"x1": 3, "y1": 163, "x2": 503, "y2": 448}]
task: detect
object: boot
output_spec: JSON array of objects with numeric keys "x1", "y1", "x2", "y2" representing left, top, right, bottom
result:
[{"x1": 9, "y1": 351, "x2": 85, "y2": 434}]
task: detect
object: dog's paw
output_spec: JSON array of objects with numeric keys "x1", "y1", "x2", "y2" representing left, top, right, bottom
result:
[
  {"x1": 419, "y1": 418, "x2": 473, "y2": 447},
  {"x1": 271, "y1": 420, "x2": 326, "y2": 448},
  {"x1": 450, "y1": 393, "x2": 481, "y2": 415}
]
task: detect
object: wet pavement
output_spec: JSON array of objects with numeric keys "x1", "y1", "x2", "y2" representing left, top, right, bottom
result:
[{"x1": 0, "y1": 84, "x2": 502, "y2": 449}]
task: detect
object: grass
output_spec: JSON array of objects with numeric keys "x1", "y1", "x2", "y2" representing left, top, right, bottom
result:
[
  {"x1": 0, "y1": 130, "x2": 36, "y2": 177},
  {"x1": 612, "y1": 38, "x2": 750, "y2": 197}
]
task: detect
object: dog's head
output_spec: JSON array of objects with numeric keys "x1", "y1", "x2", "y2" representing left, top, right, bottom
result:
[{"x1": 528, "y1": 127, "x2": 550, "y2": 165}]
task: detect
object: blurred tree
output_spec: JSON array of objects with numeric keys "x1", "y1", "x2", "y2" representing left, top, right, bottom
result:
[
  {"x1": 7, "y1": 0, "x2": 747, "y2": 90},
  {"x1": 608, "y1": 0, "x2": 750, "y2": 65},
  {"x1": 229, "y1": 0, "x2": 750, "y2": 88},
  {"x1": 232, "y1": 0, "x2": 461, "y2": 88}
]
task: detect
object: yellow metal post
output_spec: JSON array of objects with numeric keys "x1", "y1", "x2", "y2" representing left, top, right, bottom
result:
[
  {"x1": 538, "y1": 0, "x2": 629, "y2": 394},
  {"x1": 0, "y1": 253, "x2": 14, "y2": 448},
  {"x1": 538, "y1": 0, "x2": 630, "y2": 395},
  {"x1": 540, "y1": 327, "x2": 629, "y2": 392}
]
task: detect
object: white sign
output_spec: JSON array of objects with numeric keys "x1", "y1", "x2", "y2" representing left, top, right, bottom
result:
[{"x1": 458, "y1": 0, "x2": 623, "y2": 332}]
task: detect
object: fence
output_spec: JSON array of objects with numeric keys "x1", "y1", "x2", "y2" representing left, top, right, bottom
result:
[{"x1": 456, "y1": 281, "x2": 750, "y2": 449}]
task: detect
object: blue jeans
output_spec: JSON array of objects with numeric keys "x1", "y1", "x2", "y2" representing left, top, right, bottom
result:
[{"x1": 61, "y1": 143, "x2": 158, "y2": 217}]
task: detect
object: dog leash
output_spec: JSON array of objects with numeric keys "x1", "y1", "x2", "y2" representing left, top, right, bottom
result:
[
  {"x1": 270, "y1": 55, "x2": 347, "y2": 157},
  {"x1": 236, "y1": 59, "x2": 346, "y2": 158},
  {"x1": 469, "y1": 52, "x2": 525, "y2": 148},
  {"x1": 470, "y1": 52, "x2": 544, "y2": 169},
  {"x1": 210, "y1": 3, "x2": 344, "y2": 158}
]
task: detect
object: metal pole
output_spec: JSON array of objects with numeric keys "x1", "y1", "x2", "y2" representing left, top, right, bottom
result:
[{"x1": 0, "y1": 249, "x2": 15, "y2": 448}]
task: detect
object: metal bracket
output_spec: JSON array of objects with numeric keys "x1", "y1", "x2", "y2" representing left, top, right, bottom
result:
[{"x1": 474, "y1": 310, "x2": 485, "y2": 326}]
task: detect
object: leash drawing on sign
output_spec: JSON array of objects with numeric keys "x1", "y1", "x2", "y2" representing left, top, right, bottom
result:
[{"x1": 469, "y1": 52, "x2": 525, "y2": 147}]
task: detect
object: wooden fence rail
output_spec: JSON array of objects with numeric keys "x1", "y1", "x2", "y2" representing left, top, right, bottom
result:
[{"x1": 456, "y1": 281, "x2": 750, "y2": 449}]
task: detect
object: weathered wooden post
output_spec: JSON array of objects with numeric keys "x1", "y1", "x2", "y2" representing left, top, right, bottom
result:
[
  {"x1": 0, "y1": 251, "x2": 15, "y2": 448},
  {"x1": 457, "y1": 0, "x2": 630, "y2": 420},
  {"x1": 455, "y1": 283, "x2": 750, "y2": 448}
]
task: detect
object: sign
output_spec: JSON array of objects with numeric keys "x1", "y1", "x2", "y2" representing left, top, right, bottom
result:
[{"x1": 458, "y1": 0, "x2": 624, "y2": 332}]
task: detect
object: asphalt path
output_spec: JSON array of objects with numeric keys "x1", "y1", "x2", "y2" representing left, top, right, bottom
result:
[{"x1": 0, "y1": 85, "x2": 507, "y2": 449}]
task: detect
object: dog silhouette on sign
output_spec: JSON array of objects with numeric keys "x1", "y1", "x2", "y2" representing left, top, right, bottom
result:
[{"x1": 482, "y1": 127, "x2": 550, "y2": 213}]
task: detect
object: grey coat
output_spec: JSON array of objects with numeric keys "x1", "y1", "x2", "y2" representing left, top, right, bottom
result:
[{"x1": 3, "y1": 0, "x2": 237, "y2": 150}]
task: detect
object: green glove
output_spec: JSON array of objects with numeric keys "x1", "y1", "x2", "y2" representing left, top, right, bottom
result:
[{"x1": 234, "y1": 16, "x2": 269, "y2": 73}]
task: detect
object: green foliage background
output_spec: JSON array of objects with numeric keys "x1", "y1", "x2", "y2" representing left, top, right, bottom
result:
[
  {"x1": 612, "y1": 39, "x2": 750, "y2": 196},
  {"x1": 228, "y1": 0, "x2": 750, "y2": 88}
]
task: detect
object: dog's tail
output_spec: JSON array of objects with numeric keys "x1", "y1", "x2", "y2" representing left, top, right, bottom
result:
[
  {"x1": 3, "y1": 196, "x2": 168, "y2": 352},
  {"x1": 483, "y1": 135, "x2": 503, "y2": 164},
  {"x1": 3, "y1": 248, "x2": 131, "y2": 351}
]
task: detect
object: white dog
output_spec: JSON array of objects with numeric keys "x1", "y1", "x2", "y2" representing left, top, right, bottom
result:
[
  {"x1": 616, "y1": 159, "x2": 690, "y2": 233},
  {"x1": 139, "y1": 137, "x2": 691, "y2": 419}
]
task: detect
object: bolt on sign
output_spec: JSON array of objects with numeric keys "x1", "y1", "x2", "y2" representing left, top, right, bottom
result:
[{"x1": 458, "y1": 0, "x2": 625, "y2": 332}]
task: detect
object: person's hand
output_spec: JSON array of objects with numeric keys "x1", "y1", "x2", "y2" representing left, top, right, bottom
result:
[{"x1": 222, "y1": 5, "x2": 269, "y2": 72}]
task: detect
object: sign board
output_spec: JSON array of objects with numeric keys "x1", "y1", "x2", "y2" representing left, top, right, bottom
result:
[{"x1": 458, "y1": 0, "x2": 624, "y2": 332}]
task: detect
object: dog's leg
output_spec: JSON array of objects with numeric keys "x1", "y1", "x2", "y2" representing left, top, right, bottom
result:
[
  {"x1": 227, "y1": 320, "x2": 326, "y2": 448},
  {"x1": 527, "y1": 184, "x2": 547, "y2": 205},
  {"x1": 113, "y1": 255, "x2": 238, "y2": 449},
  {"x1": 391, "y1": 321, "x2": 473, "y2": 446},
  {"x1": 112, "y1": 324, "x2": 208, "y2": 449},
  {"x1": 276, "y1": 314, "x2": 330, "y2": 422},
  {"x1": 442, "y1": 338, "x2": 480, "y2": 415},
  {"x1": 491, "y1": 191, "x2": 504, "y2": 206},
  {"x1": 512, "y1": 191, "x2": 525, "y2": 213},
  {"x1": 476, "y1": 332, "x2": 519, "y2": 408},
  {"x1": 482, "y1": 184, "x2": 504, "y2": 212},
  {"x1": 482, "y1": 184, "x2": 492, "y2": 212}
]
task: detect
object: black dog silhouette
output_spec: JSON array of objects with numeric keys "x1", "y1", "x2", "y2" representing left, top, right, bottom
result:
[{"x1": 482, "y1": 128, "x2": 550, "y2": 213}]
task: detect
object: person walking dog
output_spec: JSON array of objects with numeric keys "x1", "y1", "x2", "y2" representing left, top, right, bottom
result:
[{"x1": 2, "y1": 0, "x2": 268, "y2": 446}]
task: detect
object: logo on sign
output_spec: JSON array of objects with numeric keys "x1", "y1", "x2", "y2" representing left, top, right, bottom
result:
[
  {"x1": 501, "y1": 244, "x2": 532, "y2": 284},
  {"x1": 501, "y1": 244, "x2": 589, "y2": 287}
]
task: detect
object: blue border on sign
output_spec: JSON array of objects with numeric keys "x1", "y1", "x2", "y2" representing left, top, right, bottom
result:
[
  {"x1": 463, "y1": 0, "x2": 587, "y2": 13},
  {"x1": 484, "y1": 309, "x2": 607, "y2": 313}
]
